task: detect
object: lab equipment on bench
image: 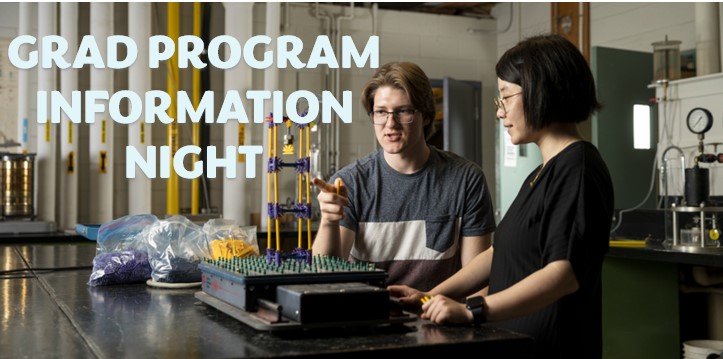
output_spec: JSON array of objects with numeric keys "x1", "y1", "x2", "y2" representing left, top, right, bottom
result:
[{"x1": 669, "y1": 107, "x2": 721, "y2": 250}]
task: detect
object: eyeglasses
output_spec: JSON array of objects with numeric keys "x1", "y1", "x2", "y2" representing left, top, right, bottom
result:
[
  {"x1": 369, "y1": 108, "x2": 418, "y2": 125},
  {"x1": 493, "y1": 92, "x2": 522, "y2": 114}
]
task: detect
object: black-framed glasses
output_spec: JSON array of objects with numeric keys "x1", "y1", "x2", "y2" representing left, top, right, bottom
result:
[
  {"x1": 369, "y1": 108, "x2": 418, "y2": 125},
  {"x1": 493, "y1": 92, "x2": 521, "y2": 114}
]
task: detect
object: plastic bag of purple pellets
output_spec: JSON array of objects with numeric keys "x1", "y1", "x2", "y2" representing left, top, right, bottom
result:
[
  {"x1": 88, "y1": 214, "x2": 159, "y2": 286},
  {"x1": 88, "y1": 250, "x2": 152, "y2": 286},
  {"x1": 145, "y1": 215, "x2": 210, "y2": 283}
]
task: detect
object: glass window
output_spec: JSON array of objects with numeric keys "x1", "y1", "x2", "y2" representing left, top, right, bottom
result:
[{"x1": 633, "y1": 104, "x2": 651, "y2": 150}]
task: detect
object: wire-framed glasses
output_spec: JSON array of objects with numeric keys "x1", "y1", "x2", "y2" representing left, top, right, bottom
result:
[
  {"x1": 369, "y1": 108, "x2": 418, "y2": 125},
  {"x1": 493, "y1": 92, "x2": 522, "y2": 114}
]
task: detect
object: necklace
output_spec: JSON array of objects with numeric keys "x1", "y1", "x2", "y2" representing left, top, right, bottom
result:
[
  {"x1": 529, "y1": 163, "x2": 545, "y2": 187},
  {"x1": 529, "y1": 138, "x2": 578, "y2": 188}
]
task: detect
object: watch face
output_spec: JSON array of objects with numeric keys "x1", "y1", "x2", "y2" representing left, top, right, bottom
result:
[
  {"x1": 687, "y1": 107, "x2": 713, "y2": 134},
  {"x1": 466, "y1": 296, "x2": 484, "y2": 308}
]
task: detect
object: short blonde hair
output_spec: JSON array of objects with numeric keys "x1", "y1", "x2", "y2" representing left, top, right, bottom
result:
[{"x1": 360, "y1": 62, "x2": 436, "y2": 138}]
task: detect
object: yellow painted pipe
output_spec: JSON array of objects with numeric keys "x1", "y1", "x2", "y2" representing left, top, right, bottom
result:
[
  {"x1": 273, "y1": 125, "x2": 280, "y2": 250},
  {"x1": 298, "y1": 127, "x2": 303, "y2": 249},
  {"x1": 274, "y1": 171, "x2": 280, "y2": 250},
  {"x1": 267, "y1": 122, "x2": 273, "y2": 250},
  {"x1": 306, "y1": 126, "x2": 311, "y2": 249},
  {"x1": 166, "y1": 2, "x2": 180, "y2": 215},
  {"x1": 191, "y1": 2, "x2": 201, "y2": 214}
]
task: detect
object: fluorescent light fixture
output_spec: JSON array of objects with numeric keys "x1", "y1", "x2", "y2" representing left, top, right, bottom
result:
[{"x1": 633, "y1": 104, "x2": 651, "y2": 150}]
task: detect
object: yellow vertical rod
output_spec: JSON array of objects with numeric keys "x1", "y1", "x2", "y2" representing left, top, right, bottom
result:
[
  {"x1": 297, "y1": 127, "x2": 303, "y2": 248},
  {"x1": 306, "y1": 126, "x2": 312, "y2": 249},
  {"x1": 273, "y1": 125, "x2": 280, "y2": 250},
  {"x1": 275, "y1": 172, "x2": 281, "y2": 250},
  {"x1": 191, "y1": 2, "x2": 201, "y2": 215},
  {"x1": 166, "y1": 2, "x2": 180, "y2": 215},
  {"x1": 267, "y1": 124, "x2": 272, "y2": 250}
]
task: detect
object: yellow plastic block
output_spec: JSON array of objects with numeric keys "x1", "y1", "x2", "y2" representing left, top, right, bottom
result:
[
  {"x1": 282, "y1": 144, "x2": 295, "y2": 155},
  {"x1": 609, "y1": 240, "x2": 646, "y2": 248}
]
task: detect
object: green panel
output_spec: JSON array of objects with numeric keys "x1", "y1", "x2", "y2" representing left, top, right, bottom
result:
[
  {"x1": 592, "y1": 47, "x2": 657, "y2": 209},
  {"x1": 602, "y1": 257, "x2": 680, "y2": 359}
]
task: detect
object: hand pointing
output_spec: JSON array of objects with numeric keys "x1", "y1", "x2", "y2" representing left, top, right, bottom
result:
[{"x1": 313, "y1": 178, "x2": 349, "y2": 223}]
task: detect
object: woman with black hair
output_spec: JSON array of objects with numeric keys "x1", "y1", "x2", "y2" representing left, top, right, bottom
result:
[{"x1": 389, "y1": 34, "x2": 614, "y2": 359}]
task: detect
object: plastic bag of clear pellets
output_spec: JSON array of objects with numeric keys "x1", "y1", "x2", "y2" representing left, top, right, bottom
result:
[
  {"x1": 203, "y1": 219, "x2": 259, "y2": 260},
  {"x1": 144, "y1": 215, "x2": 210, "y2": 284}
]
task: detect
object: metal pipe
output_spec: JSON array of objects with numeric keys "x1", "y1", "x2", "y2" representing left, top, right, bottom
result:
[
  {"x1": 261, "y1": 2, "x2": 281, "y2": 231},
  {"x1": 222, "y1": 2, "x2": 254, "y2": 225},
  {"x1": 17, "y1": 3, "x2": 32, "y2": 154},
  {"x1": 695, "y1": 3, "x2": 721, "y2": 75},
  {"x1": 673, "y1": 203, "x2": 679, "y2": 245},
  {"x1": 313, "y1": 3, "x2": 332, "y2": 177},
  {"x1": 700, "y1": 207, "x2": 706, "y2": 248},
  {"x1": 692, "y1": 266, "x2": 723, "y2": 286},
  {"x1": 90, "y1": 3, "x2": 114, "y2": 223},
  {"x1": 371, "y1": 3, "x2": 378, "y2": 35},
  {"x1": 128, "y1": 2, "x2": 152, "y2": 214},
  {"x1": 282, "y1": 2, "x2": 290, "y2": 33},
  {"x1": 333, "y1": 3, "x2": 355, "y2": 172},
  {"x1": 37, "y1": 2, "x2": 57, "y2": 224},
  {"x1": 720, "y1": 4, "x2": 723, "y2": 73},
  {"x1": 59, "y1": 3, "x2": 78, "y2": 230}
]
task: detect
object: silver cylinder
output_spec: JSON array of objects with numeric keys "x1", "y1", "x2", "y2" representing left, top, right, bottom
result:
[{"x1": 1, "y1": 153, "x2": 36, "y2": 218}]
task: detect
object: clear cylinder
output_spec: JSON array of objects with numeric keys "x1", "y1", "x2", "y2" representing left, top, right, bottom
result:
[{"x1": 652, "y1": 39, "x2": 682, "y2": 81}]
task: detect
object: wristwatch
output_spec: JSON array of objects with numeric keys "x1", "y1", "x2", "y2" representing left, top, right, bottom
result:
[{"x1": 465, "y1": 296, "x2": 487, "y2": 325}]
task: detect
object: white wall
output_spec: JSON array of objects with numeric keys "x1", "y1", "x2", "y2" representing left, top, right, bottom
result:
[
  {"x1": 493, "y1": 2, "x2": 551, "y2": 56},
  {"x1": 590, "y1": 3, "x2": 695, "y2": 52}
]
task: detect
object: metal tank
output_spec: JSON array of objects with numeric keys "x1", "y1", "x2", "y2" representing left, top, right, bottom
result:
[{"x1": 1, "y1": 153, "x2": 35, "y2": 219}]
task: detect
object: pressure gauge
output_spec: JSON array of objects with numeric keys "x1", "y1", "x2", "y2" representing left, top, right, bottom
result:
[{"x1": 686, "y1": 107, "x2": 713, "y2": 134}]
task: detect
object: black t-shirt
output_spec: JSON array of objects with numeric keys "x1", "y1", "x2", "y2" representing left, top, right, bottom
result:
[{"x1": 489, "y1": 141, "x2": 614, "y2": 359}]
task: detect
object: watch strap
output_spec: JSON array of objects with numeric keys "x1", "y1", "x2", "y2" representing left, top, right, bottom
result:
[{"x1": 465, "y1": 296, "x2": 487, "y2": 325}]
